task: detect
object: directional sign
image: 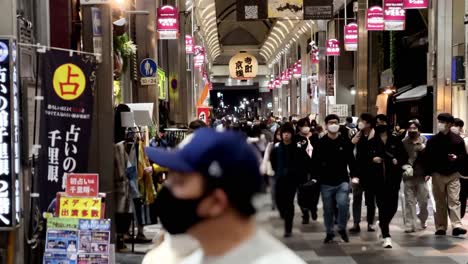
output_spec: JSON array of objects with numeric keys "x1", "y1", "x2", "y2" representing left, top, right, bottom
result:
[{"x1": 139, "y1": 58, "x2": 157, "y2": 77}]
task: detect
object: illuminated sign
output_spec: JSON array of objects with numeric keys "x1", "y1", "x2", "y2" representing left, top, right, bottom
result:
[
  {"x1": 326, "y1": 39, "x2": 340, "y2": 56},
  {"x1": 157, "y1": 5, "x2": 179, "y2": 39},
  {"x1": 185, "y1": 35, "x2": 194, "y2": 54},
  {"x1": 367, "y1": 6, "x2": 384, "y2": 31},
  {"x1": 228, "y1": 53, "x2": 259, "y2": 80},
  {"x1": 344, "y1": 23, "x2": 358, "y2": 51},
  {"x1": 384, "y1": 0, "x2": 406, "y2": 31},
  {"x1": 403, "y1": 0, "x2": 427, "y2": 9}
]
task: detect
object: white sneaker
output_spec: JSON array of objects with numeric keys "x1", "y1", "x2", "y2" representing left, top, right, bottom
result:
[{"x1": 383, "y1": 237, "x2": 392, "y2": 248}]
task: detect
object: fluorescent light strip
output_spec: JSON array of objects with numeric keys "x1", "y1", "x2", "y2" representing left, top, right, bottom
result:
[
  {"x1": 200, "y1": 2, "x2": 215, "y2": 17},
  {"x1": 267, "y1": 36, "x2": 279, "y2": 48},
  {"x1": 270, "y1": 32, "x2": 282, "y2": 47},
  {"x1": 277, "y1": 21, "x2": 290, "y2": 36}
]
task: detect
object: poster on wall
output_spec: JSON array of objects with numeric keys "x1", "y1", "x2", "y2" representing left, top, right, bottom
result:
[
  {"x1": 326, "y1": 39, "x2": 340, "y2": 56},
  {"x1": 344, "y1": 23, "x2": 358, "y2": 51},
  {"x1": 157, "y1": 5, "x2": 179, "y2": 39},
  {"x1": 366, "y1": 6, "x2": 384, "y2": 31},
  {"x1": 237, "y1": 0, "x2": 268, "y2": 20},
  {"x1": 38, "y1": 51, "x2": 97, "y2": 212},
  {"x1": 268, "y1": 0, "x2": 303, "y2": 19},
  {"x1": 303, "y1": 0, "x2": 333, "y2": 20},
  {"x1": 384, "y1": 0, "x2": 406, "y2": 31},
  {"x1": 403, "y1": 0, "x2": 428, "y2": 9}
]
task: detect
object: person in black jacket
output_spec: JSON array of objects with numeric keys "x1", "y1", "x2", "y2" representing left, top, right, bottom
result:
[
  {"x1": 425, "y1": 113, "x2": 467, "y2": 237},
  {"x1": 312, "y1": 114, "x2": 355, "y2": 244},
  {"x1": 350, "y1": 113, "x2": 377, "y2": 233},
  {"x1": 294, "y1": 118, "x2": 319, "y2": 223},
  {"x1": 270, "y1": 123, "x2": 309, "y2": 238},
  {"x1": 370, "y1": 125, "x2": 408, "y2": 248}
]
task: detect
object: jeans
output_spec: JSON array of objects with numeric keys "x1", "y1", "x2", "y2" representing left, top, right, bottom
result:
[
  {"x1": 351, "y1": 182, "x2": 376, "y2": 225},
  {"x1": 321, "y1": 182, "x2": 350, "y2": 235}
]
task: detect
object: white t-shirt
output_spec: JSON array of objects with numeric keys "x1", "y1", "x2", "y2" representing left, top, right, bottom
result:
[
  {"x1": 180, "y1": 230, "x2": 306, "y2": 264},
  {"x1": 142, "y1": 234, "x2": 200, "y2": 264}
]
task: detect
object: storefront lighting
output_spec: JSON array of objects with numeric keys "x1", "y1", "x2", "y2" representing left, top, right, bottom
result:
[
  {"x1": 384, "y1": 87, "x2": 396, "y2": 94},
  {"x1": 350, "y1": 88, "x2": 356, "y2": 95}
]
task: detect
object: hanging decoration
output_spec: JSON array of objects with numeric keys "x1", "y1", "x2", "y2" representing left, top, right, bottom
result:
[
  {"x1": 344, "y1": 23, "x2": 358, "y2": 51},
  {"x1": 326, "y1": 39, "x2": 340, "y2": 56},
  {"x1": 366, "y1": 6, "x2": 385, "y2": 31},
  {"x1": 384, "y1": 0, "x2": 406, "y2": 31},
  {"x1": 228, "y1": 53, "x2": 259, "y2": 80},
  {"x1": 268, "y1": 0, "x2": 303, "y2": 19},
  {"x1": 403, "y1": 0, "x2": 428, "y2": 9}
]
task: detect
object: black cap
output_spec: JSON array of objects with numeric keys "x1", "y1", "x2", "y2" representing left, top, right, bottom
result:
[{"x1": 437, "y1": 113, "x2": 455, "y2": 124}]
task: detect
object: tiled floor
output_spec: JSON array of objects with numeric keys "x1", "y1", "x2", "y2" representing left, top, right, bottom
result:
[{"x1": 116, "y1": 193, "x2": 468, "y2": 264}]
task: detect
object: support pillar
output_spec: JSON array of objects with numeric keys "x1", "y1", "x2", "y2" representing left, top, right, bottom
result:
[
  {"x1": 317, "y1": 29, "x2": 327, "y2": 122},
  {"x1": 356, "y1": 0, "x2": 369, "y2": 115},
  {"x1": 300, "y1": 37, "x2": 311, "y2": 116}
]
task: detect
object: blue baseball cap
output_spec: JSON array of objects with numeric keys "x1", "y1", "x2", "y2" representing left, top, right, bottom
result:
[{"x1": 145, "y1": 128, "x2": 262, "y2": 194}]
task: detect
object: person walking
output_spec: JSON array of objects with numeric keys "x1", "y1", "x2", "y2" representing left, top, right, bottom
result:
[
  {"x1": 425, "y1": 113, "x2": 468, "y2": 237},
  {"x1": 350, "y1": 113, "x2": 377, "y2": 233},
  {"x1": 312, "y1": 114, "x2": 355, "y2": 243},
  {"x1": 294, "y1": 118, "x2": 319, "y2": 223},
  {"x1": 145, "y1": 128, "x2": 306, "y2": 264},
  {"x1": 401, "y1": 119, "x2": 429, "y2": 233},
  {"x1": 370, "y1": 124, "x2": 407, "y2": 248},
  {"x1": 271, "y1": 123, "x2": 309, "y2": 237},
  {"x1": 451, "y1": 118, "x2": 468, "y2": 218}
]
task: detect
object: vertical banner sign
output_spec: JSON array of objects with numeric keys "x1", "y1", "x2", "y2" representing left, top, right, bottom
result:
[
  {"x1": 38, "y1": 51, "x2": 97, "y2": 212},
  {"x1": 303, "y1": 0, "x2": 333, "y2": 20},
  {"x1": 194, "y1": 46, "x2": 205, "y2": 69},
  {"x1": 237, "y1": 0, "x2": 268, "y2": 20},
  {"x1": 157, "y1": 5, "x2": 179, "y2": 40},
  {"x1": 326, "y1": 39, "x2": 340, "y2": 56},
  {"x1": 367, "y1": 6, "x2": 385, "y2": 31},
  {"x1": 403, "y1": 0, "x2": 428, "y2": 9},
  {"x1": 344, "y1": 23, "x2": 358, "y2": 51},
  {"x1": 268, "y1": 0, "x2": 304, "y2": 19},
  {"x1": 0, "y1": 38, "x2": 20, "y2": 229},
  {"x1": 185, "y1": 35, "x2": 194, "y2": 54},
  {"x1": 384, "y1": 0, "x2": 406, "y2": 31}
]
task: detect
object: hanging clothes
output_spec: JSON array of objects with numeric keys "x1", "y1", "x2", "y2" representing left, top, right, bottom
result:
[
  {"x1": 114, "y1": 142, "x2": 131, "y2": 213},
  {"x1": 137, "y1": 139, "x2": 156, "y2": 205}
]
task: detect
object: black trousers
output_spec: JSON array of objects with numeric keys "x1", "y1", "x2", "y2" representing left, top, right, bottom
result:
[
  {"x1": 460, "y1": 178, "x2": 468, "y2": 218},
  {"x1": 298, "y1": 186, "x2": 320, "y2": 219},
  {"x1": 352, "y1": 183, "x2": 376, "y2": 225},
  {"x1": 376, "y1": 189, "x2": 399, "y2": 238},
  {"x1": 276, "y1": 184, "x2": 297, "y2": 233}
]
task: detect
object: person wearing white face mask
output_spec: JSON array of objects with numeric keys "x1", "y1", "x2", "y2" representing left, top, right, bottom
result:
[
  {"x1": 311, "y1": 114, "x2": 356, "y2": 244},
  {"x1": 452, "y1": 118, "x2": 468, "y2": 218},
  {"x1": 294, "y1": 118, "x2": 320, "y2": 223},
  {"x1": 425, "y1": 113, "x2": 467, "y2": 237}
]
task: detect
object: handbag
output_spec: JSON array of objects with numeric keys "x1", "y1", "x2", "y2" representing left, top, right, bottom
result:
[{"x1": 297, "y1": 179, "x2": 319, "y2": 209}]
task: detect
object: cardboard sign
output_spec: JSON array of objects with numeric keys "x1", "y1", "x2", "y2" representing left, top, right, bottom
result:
[{"x1": 66, "y1": 174, "x2": 99, "y2": 197}]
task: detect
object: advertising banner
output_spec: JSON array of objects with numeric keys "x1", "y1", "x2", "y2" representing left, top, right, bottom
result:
[
  {"x1": 157, "y1": 68, "x2": 167, "y2": 100},
  {"x1": 185, "y1": 35, "x2": 194, "y2": 54},
  {"x1": 344, "y1": 23, "x2": 358, "y2": 51},
  {"x1": 403, "y1": 0, "x2": 428, "y2": 9},
  {"x1": 38, "y1": 51, "x2": 97, "y2": 212},
  {"x1": 268, "y1": 0, "x2": 303, "y2": 19},
  {"x1": 366, "y1": 6, "x2": 384, "y2": 31},
  {"x1": 303, "y1": 0, "x2": 333, "y2": 20},
  {"x1": 326, "y1": 39, "x2": 340, "y2": 56},
  {"x1": 58, "y1": 197, "x2": 102, "y2": 219},
  {"x1": 194, "y1": 46, "x2": 205, "y2": 69},
  {"x1": 157, "y1": 5, "x2": 179, "y2": 39},
  {"x1": 237, "y1": 0, "x2": 268, "y2": 20},
  {"x1": 196, "y1": 107, "x2": 211, "y2": 125},
  {"x1": 384, "y1": 0, "x2": 406, "y2": 31},
  {"x1": 66, "y1": 174, "x2": 99, "y2": 197}
]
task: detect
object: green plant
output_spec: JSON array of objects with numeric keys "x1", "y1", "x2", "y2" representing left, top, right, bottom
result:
[{"x1": 114, "y1": 33, "x2": 137, "y2": 70}]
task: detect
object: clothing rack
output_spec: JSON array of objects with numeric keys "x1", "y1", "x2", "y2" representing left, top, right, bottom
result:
[{"x1": 164, "y1": 128, "x2": 189, "y2": 148}]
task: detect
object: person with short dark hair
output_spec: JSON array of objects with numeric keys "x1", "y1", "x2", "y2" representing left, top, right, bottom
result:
[
  {"x1": 271, "y1": 123, "x2": 309, "y2": 238},
  {"x1": 425, "y1": 113, "x2": 467, "y2": 237},
  {"x1": 145, "y1": 128, "x2": 305, "y2": 263},
  {"x1": 188, "y1": 120, "x2": 207, "y2": 134},
  {"x1": 350, "y1": 113, "x2": 377, "y2": 233},
  {"x1": 370, "y1": 124, "x2": 407, "y2": 248},
  {"x1": 376, "y1": 114, "x2": 388, "y2": 127},
  {"x1": 401, "y1": 119, "x2": 429, "y2": 233},
  {"x1": 312, "y1": 114, "x2": 355, "y2": 244},
  {"x1": 450, "y1": 118, "x2": 468, "y2": 218}
]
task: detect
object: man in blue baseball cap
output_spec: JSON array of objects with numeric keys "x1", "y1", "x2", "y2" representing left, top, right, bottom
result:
[{"x1": 145, "y1": 128, "x2": 305, "y2": 264}]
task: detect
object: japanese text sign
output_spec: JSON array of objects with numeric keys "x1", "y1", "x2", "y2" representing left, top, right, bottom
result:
[
  {"x1": 157, "y1": 5, "x2": 179, "y2": 39},
  {"x1": 403, "y1": 0, "x2": 428, "y2": 9},
  {"x1": 228, "y1": 53, "x2": 259, "y2": 79},
  {"x1": 197, "y1": 107, "x2": 211, "y2": 125},
  {"x1": 326, "y1": 39, "x2": 340, "y2": 56},
  {"x1": 59, "y1": 197, "x2": 102, "y2": 219},
  {"x1": 185, "y1": 35, "x2": 194, "y2": 54},
  {"x1": 367, "y1": 6, "x2": 384, "y2": 31},
  {"x1": 384, "y1": 0, "x2": 406, "y2": 31},
  {"x1": 66, "y1": 174, "x2": 99, "y2": 197},
  {"x1": 344, "y1": 23, "x2": 358, "y2": 51},
  {"x1": 38, "y1": 51, "x2": 97, "y2": 213},
  {"x1": 194, "y1": 46, "x2": 205, "y2": 69}
]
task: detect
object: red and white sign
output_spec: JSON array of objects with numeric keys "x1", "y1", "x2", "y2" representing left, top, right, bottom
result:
[
  {"x1": 157, "y1": 5, "x2": 179, "y2": 39},
  {"x1": 403, "y1": 0, "x2": 428, "y2": 9},
  {"x1": 326, "y1": 39, "x2": 340, "y2": 56},
  {"x1": 66, "y1": 174, "x2": 99, "y2": 197},
  {"x1": 194, "y1": 46, "x2": 205, "y2": 69},
  {"x1": 197, "y1": 106, "x2": 211, "y2": 124},
  {"x1": 384, "y1": 0, "x2": 406, "y2": 31},
  {"x1": 185, "y1": 35, "x2": 194, "y2": 54},
  {"x1": 366, "y1": 6, "x2": 384, "y2": 31},
  {"x1": 344, "y1": 23, "x2": 358, "y2": 51}
]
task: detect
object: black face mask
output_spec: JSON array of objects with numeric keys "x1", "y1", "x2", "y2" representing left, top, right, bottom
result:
[
  {"x1": 155, "y1": 186, "x2": 205, "y2": 235},
  {"x1": 408, "y1": 131, "x2": 419, "y2": 138}
]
